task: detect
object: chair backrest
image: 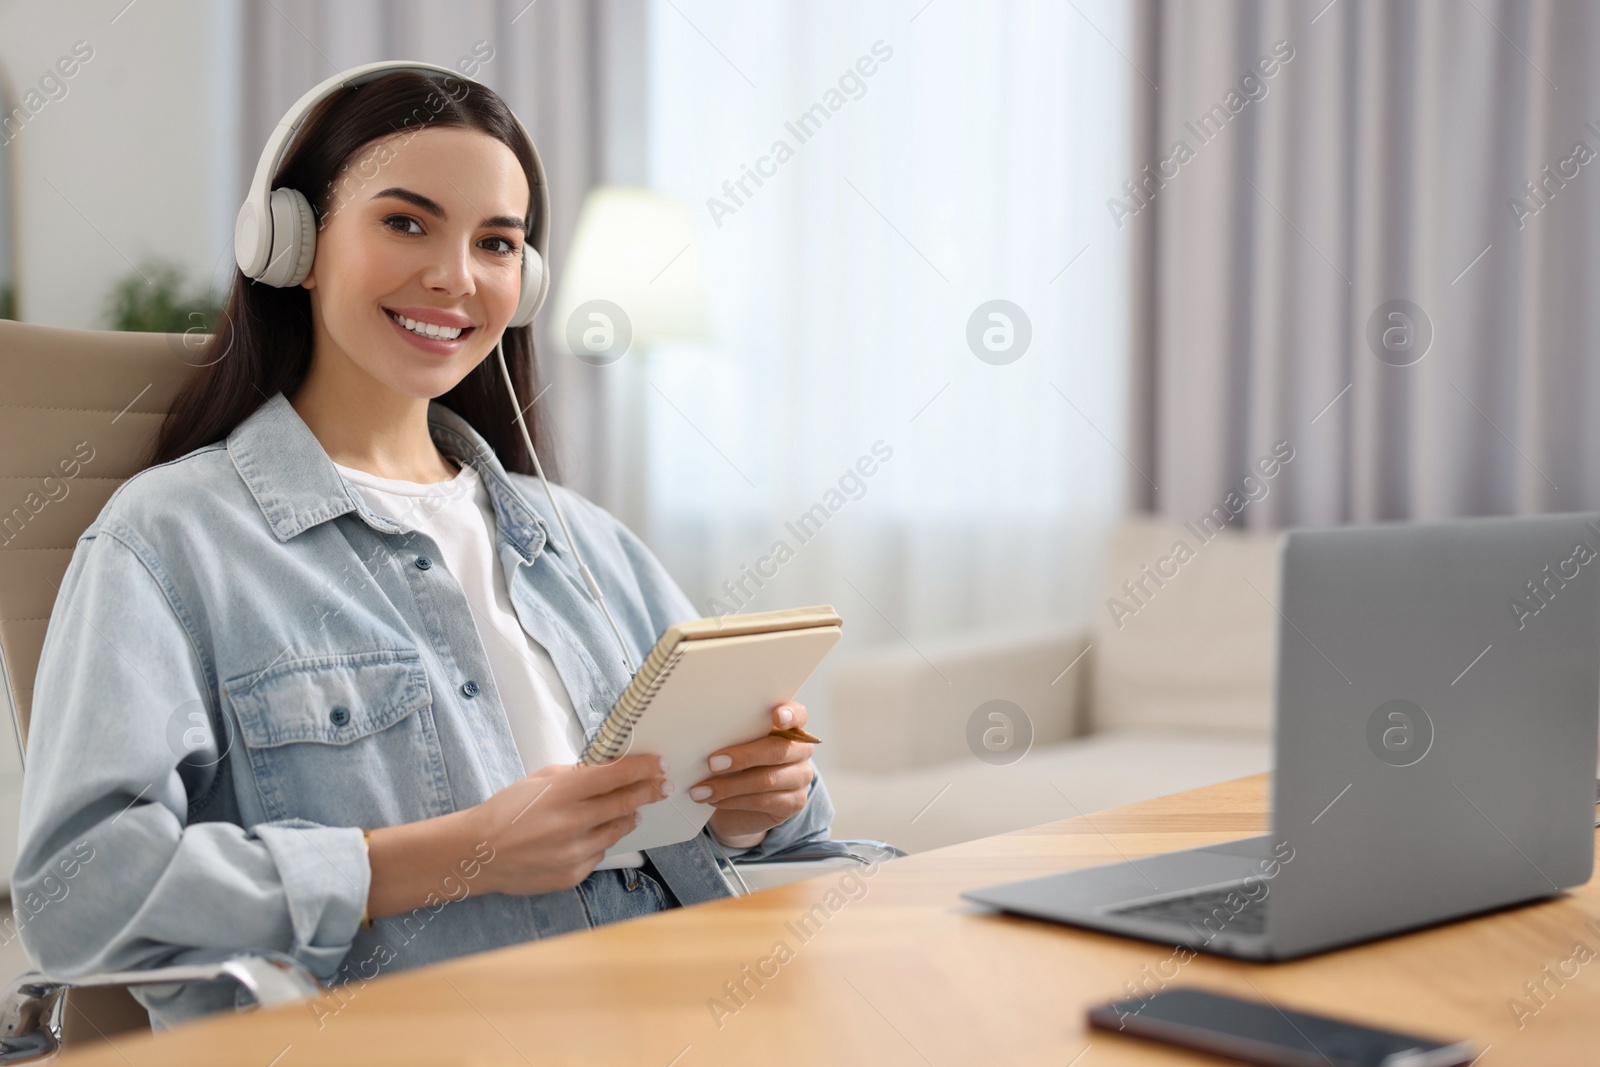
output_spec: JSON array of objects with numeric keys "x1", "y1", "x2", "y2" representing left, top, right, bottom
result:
[{"x1": 0, "y1": 320, "x2": 194, "y2": 753}]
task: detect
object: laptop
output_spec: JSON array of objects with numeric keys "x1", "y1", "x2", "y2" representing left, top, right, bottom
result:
[{"x1": 961, "y1": 513, "x2": 1600, "y2": 960}]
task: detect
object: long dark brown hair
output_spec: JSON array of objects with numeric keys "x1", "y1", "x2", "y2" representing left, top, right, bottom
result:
[{"x1": 149, "y1": 70, "x2": 558, "y2": 478}]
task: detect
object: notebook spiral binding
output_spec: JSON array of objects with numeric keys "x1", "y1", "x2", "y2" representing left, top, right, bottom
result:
[{"x1": 580, "y1": 641, "x2": 690, "y2": 766}]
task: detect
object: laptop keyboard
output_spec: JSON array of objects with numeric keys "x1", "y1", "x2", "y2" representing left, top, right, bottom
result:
[{"x1": 1107, "y1": 884, "x2": 1268, "y2": 936}]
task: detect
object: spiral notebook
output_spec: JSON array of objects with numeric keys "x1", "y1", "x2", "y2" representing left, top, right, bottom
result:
[{"x1": 581, "y1": 604, "x2": 843, "y2": 857}]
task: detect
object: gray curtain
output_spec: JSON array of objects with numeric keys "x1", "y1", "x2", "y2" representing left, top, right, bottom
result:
[
  {"x1": 1127, "y1": 0, "x2": 1600, "y2": 528},
  {"x1": 235, "y1": 0, "x2": 648, "y2": 509}
]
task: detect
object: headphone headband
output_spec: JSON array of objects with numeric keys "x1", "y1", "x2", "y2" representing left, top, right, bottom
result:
[{"x1": 234, "y1": 60, "x2": 550, "y2": 325}]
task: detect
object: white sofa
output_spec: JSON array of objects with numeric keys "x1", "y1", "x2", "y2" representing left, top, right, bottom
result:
[{"x1": 818, "y1": 517, "x2": 1282, "y2": 854}]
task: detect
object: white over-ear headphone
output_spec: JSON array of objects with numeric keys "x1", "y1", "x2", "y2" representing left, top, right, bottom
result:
[
  {"x1": 233, "y1": 59, "x2": 549, "y2": 327},
  {"x1": 236, "y1": 60, "x2": 642, "y2": 681}
]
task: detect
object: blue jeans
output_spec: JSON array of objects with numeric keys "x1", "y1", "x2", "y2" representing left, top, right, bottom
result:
[{"x1": 576, "y1": 857, "x2": 682, "y2": 926}]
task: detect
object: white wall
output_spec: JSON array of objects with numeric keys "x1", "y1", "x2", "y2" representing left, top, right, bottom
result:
[{"x1": 0, "y1": 0, "x2": 241, "y2": 327}]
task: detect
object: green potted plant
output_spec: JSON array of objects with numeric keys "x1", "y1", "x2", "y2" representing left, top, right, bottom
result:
[{"x1": 101, "y1": 259, "x2": 223, "y2": 333}]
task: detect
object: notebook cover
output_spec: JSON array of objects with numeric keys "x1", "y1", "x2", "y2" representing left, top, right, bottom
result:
[{"x1": 591, "y1": 621, "x2": 843, "y2": 857}]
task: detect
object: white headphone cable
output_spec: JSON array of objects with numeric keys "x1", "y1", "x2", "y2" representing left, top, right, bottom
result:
[{"x1": 494, "y1": 336, "x2": 638, "y2": 678}]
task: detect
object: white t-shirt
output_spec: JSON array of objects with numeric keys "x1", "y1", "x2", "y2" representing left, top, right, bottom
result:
[{"x1": 334, "y1": 457, "x2": 644, "y2": 870}]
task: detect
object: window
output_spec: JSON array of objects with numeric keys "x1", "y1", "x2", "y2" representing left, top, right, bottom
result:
[{"x1": 641, "y1": 0, "x2": 1131, "y2": 644}]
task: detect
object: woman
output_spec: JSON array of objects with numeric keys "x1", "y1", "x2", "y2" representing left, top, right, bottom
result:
[{"x1": 9, "y1": 69, "x2": 833, "y2": 1028}]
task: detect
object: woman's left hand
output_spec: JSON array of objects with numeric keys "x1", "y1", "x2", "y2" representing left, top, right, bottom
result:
[{"x1": 694, "y1": 702, "x2": 815, "y2": 849}]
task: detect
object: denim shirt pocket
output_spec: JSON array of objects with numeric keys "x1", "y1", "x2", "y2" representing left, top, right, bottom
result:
[{"x1": 224, "y1": 649, "x2": 453, "y2": 826}]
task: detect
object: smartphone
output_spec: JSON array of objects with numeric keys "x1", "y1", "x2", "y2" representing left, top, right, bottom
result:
[{"x1": 1087, "y1": 988, "x2": 1476, "y2": 1067}]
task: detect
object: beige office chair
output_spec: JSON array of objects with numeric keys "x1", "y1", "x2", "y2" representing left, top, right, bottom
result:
[
  {"x1": 0, "y1": 319, "x2": 901, "y2": 1057},
  {"x1": 0, "y1": 320, "x2": 323, "y2": 1059}
]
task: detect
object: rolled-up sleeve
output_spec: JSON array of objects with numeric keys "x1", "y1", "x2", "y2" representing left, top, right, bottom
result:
[{"x1": 10, "y1": 526, "x2": 368, "y2": 1014}]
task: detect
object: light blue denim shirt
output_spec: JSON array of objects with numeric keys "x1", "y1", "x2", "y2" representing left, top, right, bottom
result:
[{"x1": 10, "y1": 391, "x2": 833, "y2": 1027}]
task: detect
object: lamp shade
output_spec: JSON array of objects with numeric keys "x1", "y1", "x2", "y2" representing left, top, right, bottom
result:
[{"x1": 547, "y1": 186, "x2": 709, "y2": 358}]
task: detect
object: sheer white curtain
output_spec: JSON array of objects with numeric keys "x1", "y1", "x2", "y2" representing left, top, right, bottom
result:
[{"x1": 632, "y1": 0, "x2": 1131, "y2": 661}]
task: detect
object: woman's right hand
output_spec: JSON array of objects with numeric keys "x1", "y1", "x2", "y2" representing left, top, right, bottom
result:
[{"x1": 467, "y1": 753, "x2": 671, "y2": 896}]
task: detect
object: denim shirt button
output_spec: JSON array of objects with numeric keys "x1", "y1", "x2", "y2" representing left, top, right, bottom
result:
[
  {"x1": 329, "y1": 706, "x2": 351, "y2": 727},
  {"x1": 415, "y1": 556, "x2": 432, "y2": 570},
  {"x1": 461, "y1": 680, "x2": 479, "y2": 697}
]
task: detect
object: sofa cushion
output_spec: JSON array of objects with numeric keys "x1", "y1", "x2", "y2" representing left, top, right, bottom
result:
[
  {"x1": 820, "y1": 728, "x2": 1273, "y2": 854},
  {"x1": 825, "y1": 626, "x2": 1088, "y2": 772},
  {"x1": 1090, "y1": 518, "x2": 1280, "y2": 733}
]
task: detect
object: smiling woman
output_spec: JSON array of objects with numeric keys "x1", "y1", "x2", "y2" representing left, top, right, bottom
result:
[{"x1": 11, "y1": 65, "x2": 835, "y2": 1030}]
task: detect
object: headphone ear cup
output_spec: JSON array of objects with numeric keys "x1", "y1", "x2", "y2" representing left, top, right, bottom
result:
[
  {"x1": 508, "y1": 243, "x2": 546, "y2": 328},
  {"x1": 260, "y1": 187, "x2": 317, "y2": 288}
]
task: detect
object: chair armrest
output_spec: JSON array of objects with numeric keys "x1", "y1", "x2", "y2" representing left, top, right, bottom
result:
[
  {"x1": 0, "y1": 952, "x2": 322, "y2": 1061},
  {"x1": 729, "y1": 838, "x2": 906, "y2": 892},
  {"x1": 35, "y1": 953, "x2": 322, "y2": 1003},
  {"x1": 733, "y1": 856, "x2": 873, "y2": 893}
]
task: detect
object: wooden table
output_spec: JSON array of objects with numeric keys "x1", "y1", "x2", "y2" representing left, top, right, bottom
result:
[{"x1": 55, "y1": 774, "x2": 1600, "y2": 1065}]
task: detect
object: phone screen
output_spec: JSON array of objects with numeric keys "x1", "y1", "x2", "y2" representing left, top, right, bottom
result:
[{"x1": 1087, "y1": 988, "x2": 1476, "y2": 1067}]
